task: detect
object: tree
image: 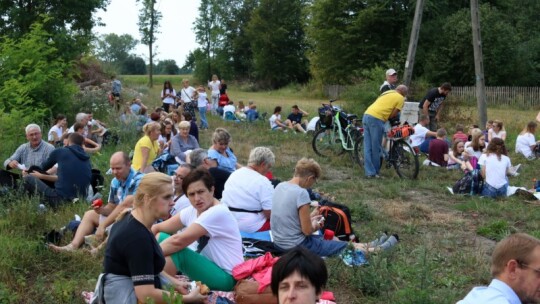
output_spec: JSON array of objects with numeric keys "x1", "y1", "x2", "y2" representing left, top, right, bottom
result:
[
  {"x1": 95, "y1": 33, "x2": 138, "y2": 73},
  {"x1": 122, "y1": 55, "x2": 147, "y2": 75},
  {"x1": 137, "y1": 0, "x2": 162, "y2": 87},
  {"x1": 155, "y1": 59, "x2": 180, "y2": 75},
  {"x1": 0, "y1": 0, "x2": 108, "y2": 62},
  {"x1": 246, "y1": 0, "x2": 310, "y2": 88}
]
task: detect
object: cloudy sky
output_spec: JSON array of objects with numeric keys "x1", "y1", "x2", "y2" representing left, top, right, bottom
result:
[{"x1": 94, "y1": 0, "x2": 201, "y2": 66}]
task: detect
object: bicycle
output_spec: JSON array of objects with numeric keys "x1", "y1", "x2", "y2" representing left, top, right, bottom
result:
[
  {"x1": 312, "y1": 100, "x2": 363, "y2": 160},
  {"x1": 353, "y1": 124, "x2": 419, "y2": 179}
]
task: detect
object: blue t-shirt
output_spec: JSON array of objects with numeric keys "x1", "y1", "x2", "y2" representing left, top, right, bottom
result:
[
  {"x1": 287, "y1": 112, "x2": 304, "y2": 124},
  {"x1": 208, "y1": 147, "x2": 237, "y2": 172},
  {"x1": 108, "y1": 168, "x2": 144, "y2": 204}
]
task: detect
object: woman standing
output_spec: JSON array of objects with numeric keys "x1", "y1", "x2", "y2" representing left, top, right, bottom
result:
[
  {"x1": 94, "y1": 172, "x2": 205, "y2": 303},
  {"x1": 152, "y1": 168, "x2": 243, "y2": 291},
  {"x1": 178, "y1": 79, "x2": 196, "y2": 120},
  {"x1": 195, "y1": 85, "x2": 209, "y2": 130},
  {"x1": 132, "y1": 122, "x2": 162, "y2": 173},
  {"x1": 48, "y1": 114, "x2": 67, "y2": 145},
  {"x1": 207, "y1": 128, "x2": 241, "y2": 172},
  {"x1": 161, "y1": 80, "x2": 176, "y2": 113},
  {"x1": 170, "y1": 121, "x2": 200, "y2": 164},
  {"x1": 208, "y1": 75, "x2": 221, "y2": 115}
]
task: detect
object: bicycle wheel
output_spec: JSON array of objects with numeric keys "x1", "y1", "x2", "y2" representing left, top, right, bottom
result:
[
  {"x1": 352, "y1": 133, "x2": 364, "y2": 167},
  {"x1": 312, "y1": 127, "x2": 344, "y2": 158},
  {"x1": 392, "y1": 139, "x2": 419, "y2": 179}
]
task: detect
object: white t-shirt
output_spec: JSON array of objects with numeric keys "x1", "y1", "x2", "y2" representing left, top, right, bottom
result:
[
  {"x1": 221, "y1": 167, "x2": 274, "y2": 233},
  {"x1": 478, "y1": 153, "x2": 511, "y2": 189},
  {"x1": 161, "y1": 89, "x2": 176, "y2": 105},
  {"x1": 179, "y1": 86, "x2": 196, "y2": 103},
  {"x1": 48, "y1": 125, "x2": 63, "y2": 141},
  {"x1": 410, "y1": 124, "x2": 429, "y2": 147},
  {"x1": 180, "y1": 204, "x2": 243, "y2": 274},
  {"x1": 515, "y1": 133, "x2": 536, "y2": 158},
  {"x1": 465, "y1": 145, "x2": 484, "y2": 160},
  {"x1": 488, "y1": 129, "x2": 506, "y2": 140},
  {"x1": 197, "y1": 91, "x2": 208, "y2": 108},
  {"x1": 208, "y1": 80, "x2": 221, "y2": 95},
  {"x1": 222, "y1": 105, "x2": 236, "y2": 118},
  {"x1": 170, "y1": 195, "x2": 190, "y2": 217},
  {"x1": 269, "y1": 114, "x2": 281, "y2": 129}
]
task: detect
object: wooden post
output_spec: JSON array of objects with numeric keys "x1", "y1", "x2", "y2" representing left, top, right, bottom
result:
[
  {"x1": 471, "y1": 0, "x2": 487, "y2": 127},
  {"x1": 403, "y1": 0, "x2": 425, "y2": 90}
]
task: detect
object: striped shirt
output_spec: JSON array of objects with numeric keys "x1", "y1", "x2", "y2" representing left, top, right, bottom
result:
[{"x1": 3, "y1": 140, "x2": 55, "y2": 169}]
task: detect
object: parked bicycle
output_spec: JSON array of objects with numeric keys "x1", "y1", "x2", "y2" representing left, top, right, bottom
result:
[
  {"x1": 353, "y1": 124, "x2": 419, "y2": 179},
  {"x1": 312, "y1": 100, "x2": 363, "y2": 160}
]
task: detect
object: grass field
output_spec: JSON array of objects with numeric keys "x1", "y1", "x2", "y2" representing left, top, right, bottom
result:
[{"x1": 1, "y1": 76, "x2": 539, "y2": 303}]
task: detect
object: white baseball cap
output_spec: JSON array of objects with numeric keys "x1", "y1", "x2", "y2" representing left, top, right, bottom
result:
[{"x1": 386, "y1": 68, "x2": 397, "y2": 76}]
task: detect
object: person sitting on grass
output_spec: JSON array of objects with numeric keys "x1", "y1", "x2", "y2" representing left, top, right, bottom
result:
[
  {"x1": 271, "y1": 158, "x2": 399, "y2": 257},
  {"x1": 409, "y1": 114, "x2": 437, "y2": 154},
  {"x1": 465, "y1": 128, "x2": 486, "y2": 161},
  {"x1": 188, "y1": 148, "x2": 231, "y2": 200},
  {"x1": 447, "y1": 140, "x2": 472, "y2": 171},
  {"x1": 269, "y1": 106, "x2": 288, "y2": 131},
  {"x1": 284, "y1": 105, "x2": 309, "y2": 134},
  {"x1": 426, "y1": 128, "x2": 449, "y2": 167},
  {"x1": 152, "y1": 168, "x2": 243, "y2": 292},
  {"x1": 221, "y1": 147, "x2": 275, "y2": 233},
  {"x1": 515, "y1": 121, "x2": 540, "y2": 160},
  {"x1": 207, "y1": 128, "x2": 242, "y2": 172},
  {"x1": 48, "y1": 152, "x2": 143, "y2": 253},
  {"x1": 48, "y1": 114, "x2": 67, "y2": 146},
  {"x1": 271, "y1": 246, "x2": 328, "y2": 304},
  {"x1": 488, "y1": 119, "x2": 507, "y2": 142},
  {"x1": 479, "y1": 138, "x2": 512, "y2": 198},
  {"x1": 91, "y1": 172, "x2": 206, "y2": 304},
  {"x1": 222, "y1": 101, "x2": 238, "y2": 121},
  {"x1": 170, "y1": 121, "x2": 199, "y2": 164},
  {"x1": 183, "y1": 112, "x2": 199, "y2": 143},
  {"x1": 132, "y1": 122, "x2": 163, "y2": 173},
  {"x1": 23, "y1": 133, "x2": 91, "y2": 208},
  {"x1": 245, "y1": 103, "x2": 260, "y2": 122},
  {"x1": 1, "y1": 124, "x2": 55, "y2": 190},
  {"x1": 73, "y1": 122, "x2": 101, "y2": 154},
  {"x1": 452, "y1": 123, "x2": 468, "y2": 143}
]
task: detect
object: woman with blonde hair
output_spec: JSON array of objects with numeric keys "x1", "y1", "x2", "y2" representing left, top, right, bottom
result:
[
  {"x1": 515, "y1": 121, "x2": 540, "y2": 160},
  {"x1": 132, "y1": 122, "x2": 162, "y2": 173},
  {"x1": 207, "y1": 128, "x2": 241, "y2": 172},
  {"x1": 170, "y1": 121, "x2": 199, "y2": 163},
  {"x1": 94, "y1": 172, "x2": 206, "y2": 303},
  {"x1": 465, "y1": 128, "x2": 486, "y2": 160},
  {"x1": 488, "y1": 119, "x2": 507, "y2": 142}
]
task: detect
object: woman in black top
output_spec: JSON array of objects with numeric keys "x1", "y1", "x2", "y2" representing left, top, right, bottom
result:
[{"x1": 101, "y1": 172, "x2": 205, "y2": 303}]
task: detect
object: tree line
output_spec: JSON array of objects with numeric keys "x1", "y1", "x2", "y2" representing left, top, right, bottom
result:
[{"x1": 187, "y1": 0, "x2": 540, "y2": 88}]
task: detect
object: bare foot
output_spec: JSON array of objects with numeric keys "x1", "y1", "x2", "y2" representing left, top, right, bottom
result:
[{"x1": 48, "y1": 243, "x2": 75, "y2": 253}]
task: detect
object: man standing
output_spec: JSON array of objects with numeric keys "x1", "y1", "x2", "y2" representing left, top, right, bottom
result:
[
  {"x1": 49, "y1": 151, "x2": 143, "y2": 252},
  {"x1": 458, "y1": 233, "x2": 540, "y2": 303},
  {"x1": 24, "y1": 133, "x2": 91, "y2": 208},
  {"x1": 419, "y1": 83, "x2": 452, "y2": 131},
  {"x1": 363, "y1": 85, "x2": 408, "y2": 178},
  {"x1": 380, "y1": 68, "x2": 398, "y2": 93},
  {"x1": 1, "y1": 124, "x2": 55, "y2": 189}
]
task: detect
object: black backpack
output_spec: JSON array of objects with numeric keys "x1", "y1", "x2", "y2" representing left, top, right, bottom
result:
[
  {"x1": 452, "y1": 169, "x2": 484, "y2": 195},
  {"x1": 318, "y1": 199, "x2": 355, "y2": 242},
  {"x1": 91, "y1": 169, "x2": 105, "y2": 195}
]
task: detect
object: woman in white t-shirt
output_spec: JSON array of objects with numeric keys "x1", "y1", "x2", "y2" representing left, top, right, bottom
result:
[
  {"x1": 178, "y1": 79, "x2": 197, "y2": 119},
  {"x1": 479, "y1": 138, "x2": 511, "y2": 198},
  {"x1": 447, "y1": 140, "x2": 473, "y2": 171},
  {"x1": 152, "y1": 168, "x2": 243, "y2": 291},
  {"x1": 160, "y1": 80, "x2": 176, "y2": 113},
  {"x1": 515, "y1": 121, "x2": 540, "y2": 160},
  {"x1": 488, "y1": 119, "x2": 507, "y2": 142},
  {"x1": 465, "y1": 128, "x2": 486, "y2": 161},
  {"x1": 48, "y1": 114, "x2": 67, "y2": 145},
  {"x1": 269, "y1": 106, "x2": 288, "y2": 131},
  {"x1": 208, "y1": 74, "x2": 221, "y2": 115}
]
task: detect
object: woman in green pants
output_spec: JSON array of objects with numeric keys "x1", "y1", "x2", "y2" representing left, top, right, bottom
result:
[{"x1": 152, "y1": 168, "x2": 243, "y2": 291}]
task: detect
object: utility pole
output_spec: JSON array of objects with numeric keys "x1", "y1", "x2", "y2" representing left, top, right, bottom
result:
[
  {"x1": 470, "y1": 0, "x2": 487, "y2": 128},
  {"x1": 403, "y1": 0, "x2": 425, "y2": 90}
]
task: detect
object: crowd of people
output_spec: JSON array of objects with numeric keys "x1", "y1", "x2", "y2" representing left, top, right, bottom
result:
[{"x1": 3, "y1": 72, "x2": 540, "y2": 303}]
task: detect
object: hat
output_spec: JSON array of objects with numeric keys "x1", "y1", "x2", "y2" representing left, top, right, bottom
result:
[{"x1": 386, "y1": 68, "x2": 397, "y2": 76}]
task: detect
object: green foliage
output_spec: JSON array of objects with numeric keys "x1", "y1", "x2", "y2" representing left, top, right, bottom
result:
[
  {"x1": 477, "y1": 219, "x2": 514, "y2": 241},
  {"x1": 122, "y1": 55, "x2": 147, "y2": 75},
  {"x1": 0, "y1": 21, "x2": 77, "y2": 143},
  {"x1": 95, "y1": 33, "x2": 139, "y2": 73},
  {"x1": 246, "y1": 0, "x2": 310, "y2": 89},
  {"x1": 155, "y1": 59, "x2": 181, "y2": 75},
  {"x1": 137, "y1": 0, "x2": 162, "y2": 87}
]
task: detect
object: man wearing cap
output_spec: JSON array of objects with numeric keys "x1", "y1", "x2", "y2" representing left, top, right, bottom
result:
[
  {"x1": 380, "y1": 69, "x2": 398, "y2": 93},
  {"x1": 419, "y1": 82, "x2": 452, "y2": 131},
  {"x1": 1, "y1": 124, "x2": 55, "y2": 189}
]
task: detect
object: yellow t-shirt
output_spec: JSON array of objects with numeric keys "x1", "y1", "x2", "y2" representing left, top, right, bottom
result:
[
  {"x1": 364, "y1": 90, "x2": 405, "y2": 121},
  {"x1": 132, "y1": 135, "x2": 159, "y2": 171}
]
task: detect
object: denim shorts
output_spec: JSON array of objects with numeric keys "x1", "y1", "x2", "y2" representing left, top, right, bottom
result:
[
  {"x1": 481, "y1": 183, "x2": 508, "y2": 198},
  {"x1": 299, "y1": 235, "x2": 347, "y2": 257}
]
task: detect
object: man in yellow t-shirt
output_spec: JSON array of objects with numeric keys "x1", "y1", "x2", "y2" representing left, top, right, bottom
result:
[{"x1": 362, "y1": 85, "x2": 408, "y2": 178}]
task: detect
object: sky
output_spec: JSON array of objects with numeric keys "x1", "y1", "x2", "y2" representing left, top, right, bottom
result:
[{"x1": 94, "y1": 0, "x2": 201, "y2": 66}]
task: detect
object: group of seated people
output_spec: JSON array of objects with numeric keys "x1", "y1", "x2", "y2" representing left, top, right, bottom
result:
[
  {"x1": 269, "y1": 105, "x2": 309, "y2": 133},
  {"x1": 409, "y1": 114, "x2": 540, "y2": 198}
]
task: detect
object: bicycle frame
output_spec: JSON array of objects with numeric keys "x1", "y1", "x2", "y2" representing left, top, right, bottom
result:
[{"x1": 327, "y1": 111, "x2": 360, "y2": 151}]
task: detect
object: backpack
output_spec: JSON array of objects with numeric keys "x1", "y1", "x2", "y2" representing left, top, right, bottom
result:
[
  {"x1": 452, "y1": 169, "x2": 484, "y2": 195},
  {"x1": 318, "y1": 199, "x2": 355, "y2": 242}
]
